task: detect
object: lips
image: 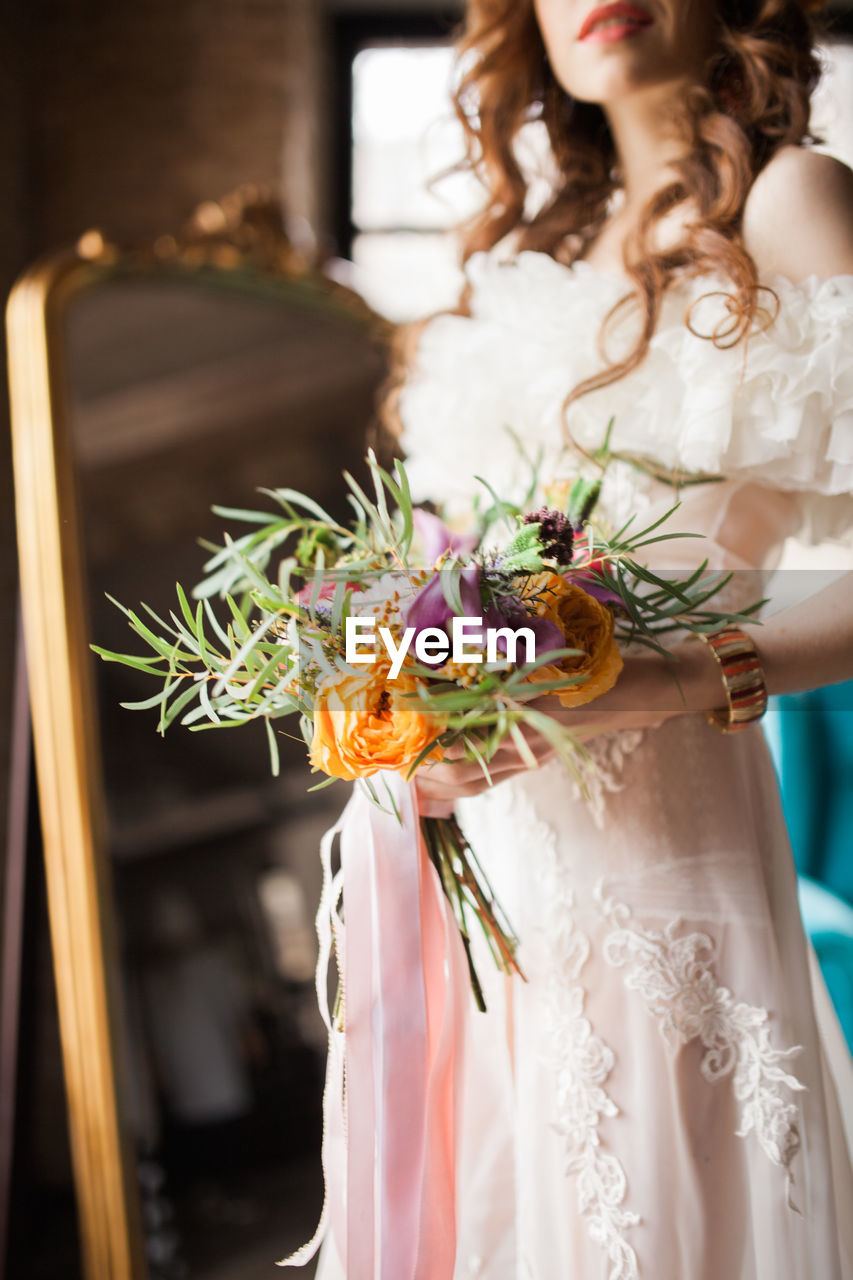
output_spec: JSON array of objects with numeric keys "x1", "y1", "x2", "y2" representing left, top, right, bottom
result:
[{"x1": 577, "y1": 2, "x2": 654, "y2": 42}]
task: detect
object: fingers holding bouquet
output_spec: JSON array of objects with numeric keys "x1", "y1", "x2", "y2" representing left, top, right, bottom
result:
[
  {"x1": 415, "y1": 729, "x2": 556, "y2": 815},
  {"x1": 414, "y1": 645, "x2": 701, "y2": 812}
]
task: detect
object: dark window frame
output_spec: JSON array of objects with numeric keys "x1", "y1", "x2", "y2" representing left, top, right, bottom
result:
[{"x1": 331, "y1": 10, "x2": 462, "y2": 258}]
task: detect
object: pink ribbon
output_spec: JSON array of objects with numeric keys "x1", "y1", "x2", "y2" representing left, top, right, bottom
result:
[{"x1": 277, "y1": 773, "x2": 468, "y2": 1278}]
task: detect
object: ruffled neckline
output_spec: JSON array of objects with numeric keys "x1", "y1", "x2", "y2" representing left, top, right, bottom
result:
[
  {"x1": 476, "y1": 245, "x2": 853, "y2": 308},
  {"x1": 397, "y1": 243, "x2": 853, "y2": 551}
]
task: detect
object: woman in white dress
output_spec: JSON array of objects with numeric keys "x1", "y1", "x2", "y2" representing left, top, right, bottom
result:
[{"x1": 315, "y1": 0, "x2": 853, "y2": 1276}]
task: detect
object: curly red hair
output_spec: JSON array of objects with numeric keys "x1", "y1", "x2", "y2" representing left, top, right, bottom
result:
[{"x1": 379, "y1": 0, "x2": 822, "y2": 448}]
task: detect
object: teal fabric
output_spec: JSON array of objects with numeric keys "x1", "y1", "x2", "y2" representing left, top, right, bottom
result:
[
  {"x1": 764, "y1": 684, "x2": 853, "y2": 1050},
  {"x1": 765, "y1": 685, "x2": 853, "y2": 899},
  {"x1": 797, "y1": 878, "x2": 853, "y2": 1052}
]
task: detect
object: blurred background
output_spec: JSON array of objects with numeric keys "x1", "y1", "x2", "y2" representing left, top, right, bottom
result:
[{"x1": 0, "y1": 3, "x2": 852, "y2": 1279}]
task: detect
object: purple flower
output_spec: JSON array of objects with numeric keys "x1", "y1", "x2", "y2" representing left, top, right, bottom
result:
[
  {"x1": 482, "y1": 599, "x2": 565, "y2": 660},
  {"x1": 405, "y1": 569, "x2": 566, "y2": 668},
  {"x1": 579, "y1": 582, "x2": 624, "y2": 609},
  {"x1": 568, "y1": 571, "x2": 624, "y2": 610},
  {"x1": 405, "y1": 566, "x2": 482, "y2": 635},
  {"x1": 412, "y1": 509, "x2": 479, "y2": 566}
]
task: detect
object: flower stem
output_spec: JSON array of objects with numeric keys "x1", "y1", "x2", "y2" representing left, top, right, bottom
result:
[
  {"x1": 421, "y1": 815, "x2": 527, "y2": 1013},
  {"x1": 423, "y1": 819, "x2": 487, "y2": 1011}
]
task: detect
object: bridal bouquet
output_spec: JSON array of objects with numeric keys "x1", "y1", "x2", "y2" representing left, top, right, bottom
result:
[{"x1": 95, "y1": 441, "x2": 762, "y2": 1010}]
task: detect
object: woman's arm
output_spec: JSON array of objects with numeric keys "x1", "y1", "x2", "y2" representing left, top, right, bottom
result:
[
  {"x1": 416, "y1": 573, "x2": 853, "y2": 812},
  {"x1": 742, "y1": 568, "x2": 853, "y2": 698}
]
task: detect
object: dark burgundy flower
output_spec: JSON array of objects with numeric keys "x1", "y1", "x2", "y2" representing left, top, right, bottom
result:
[{"x1": 523, "y1": 507, "x2": 575, "y2": 566}]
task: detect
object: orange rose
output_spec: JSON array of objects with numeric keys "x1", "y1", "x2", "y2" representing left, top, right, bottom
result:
[
  {"x1": 309, "y1": 666, "x2": 443, "y2": 780},
  {"x1": 523, "y1": 571, "x2": 623, "y2": 708}
]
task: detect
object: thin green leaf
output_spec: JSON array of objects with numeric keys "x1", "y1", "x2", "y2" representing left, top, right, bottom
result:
[
  {"x1": 175, "y1": 583, "x2": 199, "y2": 636},
  {"x1": 380, "y1": 775, "x2": 403, "y2": 825},
  {"x1": 90, "y1": 645, "x2": 167, "y2": 674},
  {"x1": 225, "y1": 594, "x2": 251, "y2": 640},
  {"x1": 123, "y1": 611, "x2": 188, "y2": 661},
  {"x1": 307, "y1": 775, "x2": 340, "y2": 792},
  {"x1": 210, "y1": 504, "x2": 281, "y2": 525},
  {"x1": 197, "y1": 676, "x2": 221, "y2": 725},
  {"x1": 120, "y1": 677, "x2": 185, "y2": 711},
  {"x1": 403, "y1": 734, "x2": 445, "y2": 780},
  {"x1": 473, "y1": 475, "x2": 518, "y2": 530},
  {"x1": 265, "y1": 717, "x2": 280, "y2": 777},
  {"x1": 162, "y1": 680, "x2": 205, "y2": 730},
  {"x1": 259, "y1": 487, "x2": 341, "y2": 527},
  {"x1": 394, "y1": 458, "x2": 415, "y2": 551},
  {"x1": 508, "y1": 720, "x2": 539, "y2": 770},
  {"x1": 202, "y1": 597, "x2": 231, "y2": 649}
]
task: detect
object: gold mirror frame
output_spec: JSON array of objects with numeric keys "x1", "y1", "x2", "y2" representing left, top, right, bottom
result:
[{"x1": 6, "y1": 189, "x2": 390, "y2": 1280}]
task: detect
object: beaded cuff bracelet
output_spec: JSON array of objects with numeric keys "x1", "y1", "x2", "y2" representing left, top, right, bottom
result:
[{"x1": 690, "y1": 625, "x2": 769, "y2": 734}]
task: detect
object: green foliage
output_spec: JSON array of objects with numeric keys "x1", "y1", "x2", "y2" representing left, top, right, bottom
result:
[
  {"x1": 93, "y1": 445, "x2": 764, "y2": 779},
  {"x1": 501, "y1": 524, "x2": 546, "y2": 574}
]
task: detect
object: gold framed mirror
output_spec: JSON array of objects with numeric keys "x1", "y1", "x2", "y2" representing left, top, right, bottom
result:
[{"x1": 7, "y1": 189, "x2": 390, "y2": 1280}]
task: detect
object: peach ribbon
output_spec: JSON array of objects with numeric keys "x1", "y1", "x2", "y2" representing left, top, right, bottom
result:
[{"x1": 276, "y1": 773, "x2": 468, "y2": 1277}]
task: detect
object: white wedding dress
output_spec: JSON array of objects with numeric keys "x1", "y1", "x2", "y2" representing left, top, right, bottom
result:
[{"x1": 316, "y1": 247, "x2": 853, "y2": 1279}]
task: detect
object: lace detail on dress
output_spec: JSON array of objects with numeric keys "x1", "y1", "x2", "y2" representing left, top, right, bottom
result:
[
  {"x1": 510, "y1": 790, "x2": 641, "y2": 1280},
  {"x1": 596, "y1": 883, "x2": 806, "y2": 1185},
  {"x1": 570, "y1": 729, "x2": 646, "y2": 830}
]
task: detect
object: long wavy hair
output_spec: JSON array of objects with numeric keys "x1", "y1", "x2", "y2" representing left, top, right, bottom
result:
[{"x1": 378, "y1": 0, "x2": 822, "y2": 450}]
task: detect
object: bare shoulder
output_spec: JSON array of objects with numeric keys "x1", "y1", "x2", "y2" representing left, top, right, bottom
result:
[{"x1": 741, "y1": 145, "x2": 853, "y2": 281}]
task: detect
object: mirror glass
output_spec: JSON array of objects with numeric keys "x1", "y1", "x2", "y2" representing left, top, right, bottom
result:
[{"x1": 63, "y1": 270, "x2": 387, "y2": 1279}]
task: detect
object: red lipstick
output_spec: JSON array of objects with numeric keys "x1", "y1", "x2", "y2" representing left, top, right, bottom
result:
[{"x1": 578, "y1": 2, "x2": 654, "y2": 43}]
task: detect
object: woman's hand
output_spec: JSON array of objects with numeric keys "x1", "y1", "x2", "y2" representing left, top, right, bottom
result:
[
  {"x1": 416, "y1": 640, "x2": 724, "y2": 816},
  {"x1": 418, "y1": 560, "x2": 853, "y2": 818}
]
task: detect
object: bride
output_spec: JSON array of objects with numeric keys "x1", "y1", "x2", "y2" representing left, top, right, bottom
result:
[{"x1": 315, "y1": 0, "x2": 853, "y2": 1276}]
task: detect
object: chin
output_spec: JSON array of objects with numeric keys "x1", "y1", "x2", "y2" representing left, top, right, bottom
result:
[{"x1": 552, "y1": 49, "x2": 687, "y2": 106}]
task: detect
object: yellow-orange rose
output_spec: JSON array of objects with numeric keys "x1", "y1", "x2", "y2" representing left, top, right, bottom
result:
[
  {"x1": 523, "y1": 571, "x2": 623, "y2": 708},
  {"x1": 309, "y1": 666, "x2": 443, "y2": 780}
]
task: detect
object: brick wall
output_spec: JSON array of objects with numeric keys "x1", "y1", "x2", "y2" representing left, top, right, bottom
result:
[{"x1": 27, "y1": 0, "x2": 328, "y2": 246}]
